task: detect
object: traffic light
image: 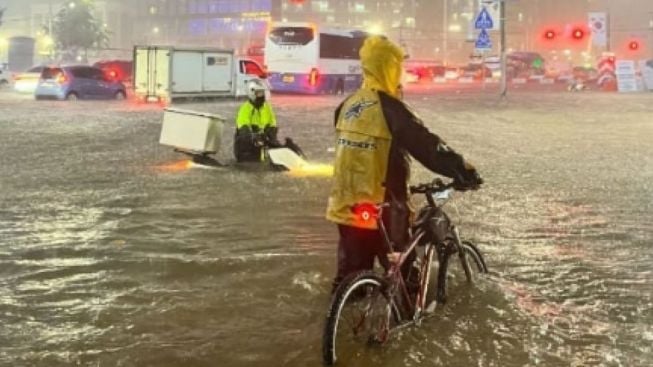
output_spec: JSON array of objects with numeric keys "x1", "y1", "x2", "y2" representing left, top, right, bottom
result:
[
  {"x1": 628, "y1": 40, "x2": 640, "y2": 51},
  {"x1": 571, "y1": 28, "x2": 585, "y2": 40}
]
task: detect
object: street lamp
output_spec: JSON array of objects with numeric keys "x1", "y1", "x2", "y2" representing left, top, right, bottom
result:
[
  {"x1": 368, "y1": 24, "x2": 383, "y2": 35},
  {"x1": 0, "y1": 37, "x2": 8, "y2": 63}
]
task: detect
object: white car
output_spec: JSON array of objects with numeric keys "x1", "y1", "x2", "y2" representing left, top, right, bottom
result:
[
  {"x1": 0, "y1": 64, "x2": 10, "y2": 88},
  {"x1": 13, "y1": 66, "x2": 45, "y2": 93},
  {"x1": 444, "y1": 67, "x2": 461, "y2": 80}
]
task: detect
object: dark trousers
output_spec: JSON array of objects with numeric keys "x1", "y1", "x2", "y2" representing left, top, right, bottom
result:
[
  {"x1": 333, "y1": 222, "x2": 415, "y2": 292},
  {"x1": 234, "y1": 131, "x2": 262, "y2": 162}
]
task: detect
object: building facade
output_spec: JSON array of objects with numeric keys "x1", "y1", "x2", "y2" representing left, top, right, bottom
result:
[
  {"x1": 131, "y1": 0, "x2": 281, "y2": 54},
  {"x1": 1, "y1": 0, "x2": 651, "y2": 65}
]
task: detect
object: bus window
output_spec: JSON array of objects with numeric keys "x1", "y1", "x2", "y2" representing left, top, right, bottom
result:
[
  {"x1": 319, "y1": 33, "x2": 367, "y2": 59},
  {"x1": 268, "y1": 27, "x2": 314, "y2": 46}
]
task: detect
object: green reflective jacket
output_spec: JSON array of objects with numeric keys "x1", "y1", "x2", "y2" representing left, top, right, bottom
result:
[{"x1": 236, "y1": 101, "x2": 276, "y2": 130}]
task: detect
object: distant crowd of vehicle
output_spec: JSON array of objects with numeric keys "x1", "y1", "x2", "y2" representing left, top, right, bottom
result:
[
  {"x1": 2, "y1": 24, "x2": 639, "y2": 101},
  {"x1": 402, "y1": 52, "x2": 604, "y2": 85},
  {"x1": 1, "y1": 60, "x2": 132, "y2": 101}
]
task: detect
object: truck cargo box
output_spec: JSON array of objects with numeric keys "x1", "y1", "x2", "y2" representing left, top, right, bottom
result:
[
  {"x1": 159, "y1": 108, "x2": 225, "y2": 154},
  {"x1": 134, "y1": 45, "x2": 268, "y2": 102}
]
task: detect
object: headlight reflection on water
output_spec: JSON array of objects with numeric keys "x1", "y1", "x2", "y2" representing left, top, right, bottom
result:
[
  {"x1": 154, "y1": 160, "x2": 194, "y2": 172},
  {"x1": 287, "y1": 163, "x2": 334, "y2": 178}
]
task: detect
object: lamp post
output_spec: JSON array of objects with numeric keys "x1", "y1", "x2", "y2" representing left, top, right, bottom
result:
[
  {"x1": 500, "y1": 0, "x2": 507, "y2": 97},
  {"x1": 0, "y1": 38, "x2": 8, "y2": 64},
  {"x1": 443, "y1": 0, "x2": 448, "y2": 65},
  {"x1": 649, "y1": 12, "x2": 653, "y2": 57}
]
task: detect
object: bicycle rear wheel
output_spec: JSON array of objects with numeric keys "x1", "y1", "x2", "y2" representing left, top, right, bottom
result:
[{"x1": 322, "y1": 271, "x2": 400, "y2": 365}]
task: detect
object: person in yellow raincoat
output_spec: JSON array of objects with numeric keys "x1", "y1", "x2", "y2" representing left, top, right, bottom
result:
[{"x1": 326, "y1": 36, "x2": 483, "y2": 291}]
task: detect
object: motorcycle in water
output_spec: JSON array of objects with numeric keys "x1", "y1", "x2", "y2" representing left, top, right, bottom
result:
[{"x1": 233, "y1": 128, "x2": 307, "y2": 171}]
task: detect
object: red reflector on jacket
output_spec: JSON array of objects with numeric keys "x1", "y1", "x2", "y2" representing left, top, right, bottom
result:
[{"x1": 352, "y1": 203, "x2": 379, "y2": 222}]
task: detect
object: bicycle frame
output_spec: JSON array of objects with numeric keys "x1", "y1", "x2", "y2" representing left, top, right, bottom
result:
[
  {"x1": 322, "y1": 180, "x2": 487, "y2": 365},
  {"x1": 374, "y1": 184, "x2": 473, "y2": 323}
]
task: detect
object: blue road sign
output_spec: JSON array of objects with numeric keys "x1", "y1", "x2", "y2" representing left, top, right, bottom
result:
[
  {"x1": 475, "y1": 29, "x2": 492, "y2": 50},
  {"x1": 475, "y1": 7, "x2": 494, "y2": 30}
]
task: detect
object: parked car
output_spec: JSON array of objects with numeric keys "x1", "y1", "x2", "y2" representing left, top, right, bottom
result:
[
  {"x1": 404, "y1": 68, "x2": 420, "y2": 83},
  {"x1": 572, "y1": 66, "x2": 598, "y2": 83},
  {"x1": 14, "y1": 66, "x2": 45, "y2": 93},
  {"x1": 34, "y1": 65, "x2": 127, "y2": 101},
  {"x1": 444, "y1": 67, "x2": 461, "y2": 80},
  {"x1": 93, "y1": 60, "x2": 133, "y2": 87},
  {"x1": 461, "y1": 64, "x2": 493, "y2": 80},
  {"x1": 0, "y1": 67, "x2": 10, "y2": 88}
]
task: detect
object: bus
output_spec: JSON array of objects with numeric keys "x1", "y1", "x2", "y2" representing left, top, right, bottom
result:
[{"x1": 264, "y1": 22, "x2": 368, "y2": 94}]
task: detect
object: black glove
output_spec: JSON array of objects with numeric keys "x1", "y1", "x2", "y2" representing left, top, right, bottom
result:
[
  {"x1": 263, "y1": 126, "x2": 282, "y2": 148},
  {"x1": 237, "y1": 126, "x2": 260, "y2": 146},
  {"x1": 453, "y1": 162, "x2": 483, "y2": 191},
  {"x1": 284, "y1": 137, "x2": 305, "y2": 157}
]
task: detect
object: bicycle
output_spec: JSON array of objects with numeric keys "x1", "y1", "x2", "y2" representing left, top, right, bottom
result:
[{"x1": 322, "y1": 179, "x2": 488, "y2": 365}]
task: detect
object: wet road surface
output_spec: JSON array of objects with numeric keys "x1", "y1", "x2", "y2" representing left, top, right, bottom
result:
[{"x1": 0, "y1": 89, "x2": 652, "y2": 366}]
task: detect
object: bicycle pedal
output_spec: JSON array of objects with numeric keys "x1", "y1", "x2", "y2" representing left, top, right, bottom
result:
[{"x1": 424, "y1": 301, "x2": 438, "y2": 314}]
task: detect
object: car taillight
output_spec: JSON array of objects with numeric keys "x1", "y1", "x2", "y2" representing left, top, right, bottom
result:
[
  {"x1": 309, "y1": 68, "x2": 319, "y2": 86},
  {"x1": 57, "y1": 74, "x2": 68, "y2": 84},
  {"x1": 107, "y1": 69, "x2": 118, "y2": 80}
]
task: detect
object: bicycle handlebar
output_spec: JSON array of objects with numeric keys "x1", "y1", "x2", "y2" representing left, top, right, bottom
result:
[{"x1": 409, "y1": 178, "x2": 455, "y2": 195}]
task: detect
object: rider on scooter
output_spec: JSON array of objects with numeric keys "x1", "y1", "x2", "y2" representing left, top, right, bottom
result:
[{"x1": 234, "y1": 80, "x2": 304, "y2": 163}]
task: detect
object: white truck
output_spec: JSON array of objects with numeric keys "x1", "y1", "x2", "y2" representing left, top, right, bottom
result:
[{"x1": 133, "y1": 45, "x2": 268, "y2": 102}]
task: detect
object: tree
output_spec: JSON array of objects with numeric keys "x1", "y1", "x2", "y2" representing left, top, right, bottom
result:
[{"x1": 52, "y1": 0, "x2": 109, "y2": 61}]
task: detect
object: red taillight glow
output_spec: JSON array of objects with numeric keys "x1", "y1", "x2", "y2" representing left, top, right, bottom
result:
[
  {"x1": 352, "y1": 203, "x2": 379, "y2": 223},
  {"x1": 56, "y1": 74, "x2": 67, "y2": 84},
  {"x1": 572, "y1": 28, "x2": 585, "y2": 40},
  {"x1": 308, "y1": 68, "x2": 319, "y2": 86}
]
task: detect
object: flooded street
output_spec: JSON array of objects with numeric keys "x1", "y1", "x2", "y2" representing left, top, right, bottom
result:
[{"x1": 1, "y1": 89, "x2": 652, "y2": 366}]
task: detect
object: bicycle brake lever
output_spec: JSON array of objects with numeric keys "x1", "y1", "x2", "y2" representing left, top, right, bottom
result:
[{"x1": 432, "y1": 178, "x2": 445, "y2": 188}]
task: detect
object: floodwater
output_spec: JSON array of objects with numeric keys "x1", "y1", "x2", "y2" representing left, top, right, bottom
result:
[{"x1": 0, "y1": 89, "x2": 651, "y2": 366}]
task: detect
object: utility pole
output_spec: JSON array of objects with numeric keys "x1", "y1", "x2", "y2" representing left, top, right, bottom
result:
[
  {"x1": 648, "y1": 12, "x2": 653, "y2": 57},
  {"x1": 499, "y1": 0, "x2": 507, "y2": 97},
  {"x1": 443, "y1": 0, "x2": 448, "y2": 65}
]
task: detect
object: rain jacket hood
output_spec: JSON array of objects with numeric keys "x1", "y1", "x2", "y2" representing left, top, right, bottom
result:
[{"x1": 360, "y1": 36, "x2": 405, "y2": 98}]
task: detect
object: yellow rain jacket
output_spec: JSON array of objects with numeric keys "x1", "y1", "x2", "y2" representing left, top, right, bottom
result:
[
  {"x1": 326, "y1": 36, "x2": 405, "y2": 230},
  {"x1": 327, "y1": 36, "x2": 474, "y2": 234}
]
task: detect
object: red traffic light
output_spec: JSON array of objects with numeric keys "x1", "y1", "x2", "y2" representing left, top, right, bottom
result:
[
  {"x1": 572, "y1": 28, "x2": 585, "y2": 40},
  {"x1": 544, "y1": 30, "x2": 556, "y2": 40},
  {"x1": 628, "y1": 40, "x2": 640, "y2": 51}
]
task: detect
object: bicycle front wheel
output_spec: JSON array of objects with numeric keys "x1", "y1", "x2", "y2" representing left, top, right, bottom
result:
[
  {"x1": 322, "y1": 271, "x2": 399, "y2": 365},
  {"x1": 451, "y1": 240, "x2": 488, "y2": 283}
]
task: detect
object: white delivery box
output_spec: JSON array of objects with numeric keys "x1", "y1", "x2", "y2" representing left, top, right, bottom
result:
[{"x1": 159, "y1": 108, "x2": 225, "y2": 154}]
